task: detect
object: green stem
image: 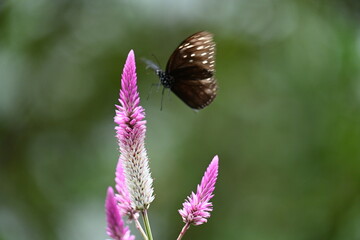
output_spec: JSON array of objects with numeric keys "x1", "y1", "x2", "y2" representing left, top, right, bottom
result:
[
  {"x1": 134, "y1": 216, "x2": 148, "y2": 240},
  {"x1": 141, "y1": 209, "x2": 153, "y2": 240}
]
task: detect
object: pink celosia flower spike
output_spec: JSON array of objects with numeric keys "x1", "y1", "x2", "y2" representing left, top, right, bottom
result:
[
  {"x1": 114, "y1": 50, "x2": 154, "y2": 211},
  {"x1": 178, "y1": 155, "x2": 219, "y2": 232},
  {"x1": 105, "y1": 187, "x2": 135, "y2": 240}
]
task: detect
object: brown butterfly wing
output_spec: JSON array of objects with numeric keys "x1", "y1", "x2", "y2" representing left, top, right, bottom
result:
[
  {"x1": 166, "y1": 31, "x2": 216, "y2": 72},
  {"x1": 171, "y1": 76, "x2": 217, "y2": 109},
  {"x1": 166, "y1": 31, "x2": 218, "y2": 109}
]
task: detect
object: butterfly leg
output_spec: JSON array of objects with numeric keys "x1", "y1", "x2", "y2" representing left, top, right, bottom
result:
[
  {"x1": 160, "y1": 86, "x2": 166, "y2": 111},
  {"x1": 166, "y1": 87, "x2": 171, "y2": 102},
  {"x1": 147, "y1": 83, "x2": 161, "y2": 100}
]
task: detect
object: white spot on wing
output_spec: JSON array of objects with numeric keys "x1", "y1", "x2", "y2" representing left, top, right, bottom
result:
[{"x1": 205, "y1": 88, "x2": 213, "y2": 94}]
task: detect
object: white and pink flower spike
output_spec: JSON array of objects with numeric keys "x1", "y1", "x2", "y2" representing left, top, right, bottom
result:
[
  {"x1": 114, "y1": 50, "x2": 154, "y2": 212},
  {"x1": 106, "y1": 50, "x2": 155, "y2": 240}
]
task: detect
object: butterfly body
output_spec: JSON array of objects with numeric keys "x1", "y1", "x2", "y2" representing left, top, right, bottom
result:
[
  {"x1": 145, "y1": 31, "x2": 218, "y2": 110},
  {"x1": 156, "y1": 70, "x2": 174, "y2": 88}
]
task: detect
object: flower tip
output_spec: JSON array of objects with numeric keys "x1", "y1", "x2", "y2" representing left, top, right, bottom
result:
[
  {"x1": 122, "y1": 50, "x2": 136, "y2": 77},
  {"x1": 127, "y1": 49, "x2": 135, "y2": 63},
  {"x1": 212, "y1": 155, "x2": 219, "y2": 164},
  {"x1": 106, "y1": 186, "x2": 115, "y2": 199},
  {"x1": 208, "y1": 155, "x2": 219, "y2": 171}
]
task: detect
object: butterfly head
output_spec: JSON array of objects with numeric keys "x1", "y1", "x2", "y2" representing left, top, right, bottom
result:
[{"x1": 157, "y1": 70, "x2": 174, "y2": 88}]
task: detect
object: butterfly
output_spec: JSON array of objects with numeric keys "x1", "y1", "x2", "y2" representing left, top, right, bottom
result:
[{"x1": 143, "y1": 31, "x2": 218, "y2": 110}]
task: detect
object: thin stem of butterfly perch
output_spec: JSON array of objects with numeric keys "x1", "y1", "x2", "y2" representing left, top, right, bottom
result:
[
  {"x1": 141, "y1": 209, "x2": 153, "y2": 240},
  {"x1": 176, "y1": 222, "x2": 191, "y2": 240}
]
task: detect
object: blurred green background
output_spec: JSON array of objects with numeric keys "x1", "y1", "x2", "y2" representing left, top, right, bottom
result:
[{"x1": 1, "y1": 0, "x2": 360, "y2": 239}]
